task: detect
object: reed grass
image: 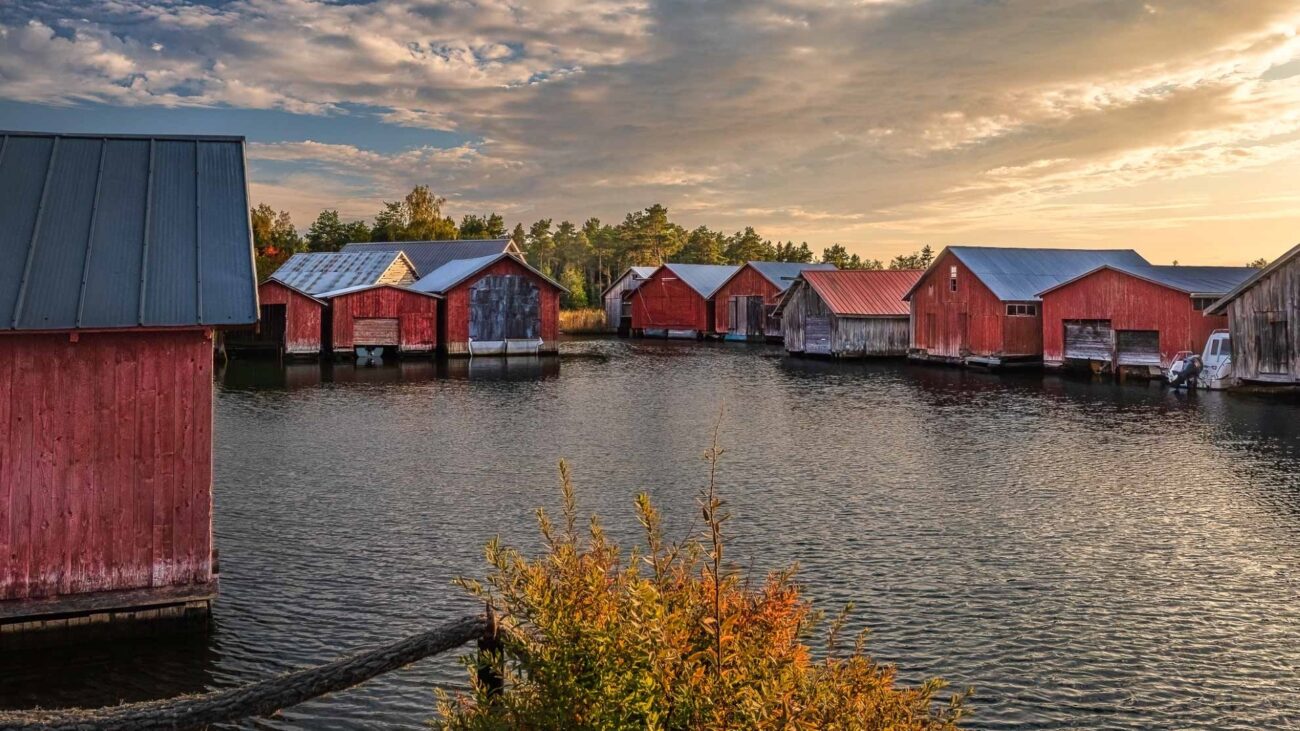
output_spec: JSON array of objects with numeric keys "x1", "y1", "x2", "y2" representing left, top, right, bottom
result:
[{"x1": 559, "y1": 308, "x2": 608, "y2": 334}]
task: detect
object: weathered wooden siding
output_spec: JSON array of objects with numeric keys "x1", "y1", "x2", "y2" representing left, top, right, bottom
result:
[
  {"x1": 1041, "y1": 268, "x2": 1225, "y2": 369},
  {"x1": 0, "y1": 330, "x2": 214, "y2": 603},
  {"x1": 712, "y1": 267, "x2": 780, "y2": 334},
  {"x1": 259, "y1": 281, "x2": 323, "y2": 355},
  {"x1": 602, "y1": 273, "x2": 643, "y2": 332},
  {"x1": 377, "y1": 257, "x2": 418, "y2": 286},
  {"x1": 443, "y1": 258, "x2": 560, "y2": 354},
  {"x1": 330, "y1": 287, "x2": 439, "y2": 354},
  {"x1": 781, "y1": 281, "x2": 909, "y2": 357},
  {"x1": 630, "y1": 269, "x2": 710, "y2": 333},
  {"x1": 909, "y1": 251, "x2": 1040, "y2": 360},
  {"x1": 1224, "y1": 254, "x2": 1300, "y2": 383}
]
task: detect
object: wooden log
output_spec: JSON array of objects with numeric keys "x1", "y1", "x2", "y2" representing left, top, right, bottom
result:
[{"x1": 0, "y1": 614, "x2": 488, "y2": 731}]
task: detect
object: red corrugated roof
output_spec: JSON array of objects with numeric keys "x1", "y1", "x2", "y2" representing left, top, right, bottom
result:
[{"x1": 802, "y1": 269, "x2": 921, "y2": 316}]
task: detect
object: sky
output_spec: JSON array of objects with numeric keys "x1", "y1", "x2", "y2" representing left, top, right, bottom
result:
[{"x1": 2, "y1": 1, "x2": 1300, "y2": 265}]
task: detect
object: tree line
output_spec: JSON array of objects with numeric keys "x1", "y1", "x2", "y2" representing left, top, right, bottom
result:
[{"x1": 251, "y1": 185, "x2": 935, "y2": 307}]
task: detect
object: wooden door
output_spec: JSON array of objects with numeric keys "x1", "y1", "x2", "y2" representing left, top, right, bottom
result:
[
  {"x1": 1115, "y1": 330, "x2": 1161, "y2": 366},
  {"x1": 1256, "y1": 312, "x2": 1290, "y2": 374},
  {"x1": 471, "y1": 275, "x2": 541, "y2": 341},
  {"x1": 258, "y1": 304, "x2": 286, "y2": 346},
  {"x1": 1064, "y1": 320, "x2": 1113, "y2": 361},
  {"x1": 354, "y1": 318, "x2": 400, "y2": 345},
  {"x1": 805, "y1": 316, "x2": 832, "y2": 354}
]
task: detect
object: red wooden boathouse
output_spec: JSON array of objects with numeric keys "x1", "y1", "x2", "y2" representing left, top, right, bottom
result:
[
  {"x1": 229, "y1": 279, "x2": 325, "y2": 356},
  {"x1": 412, "y1": 253, "x2": 565, "y2": 355},
  {"x1": 903, "y1": 246, "x2": 1148, "y2": 366},
  {"x1": 0, "y1": 132, "x2": 258, "y2": 626},
  {"x1": 711, "y1": 261, "x2": 837, "y2": 340},
  {"x1": 628, "y1": 263, "x2": 738, "y2": 337},
  {"x1": 1038, "y1": 263, "x2": 1255, "y2": 372},
  {"x1": 318, "y1": 284, "x2": 441, "y2": 356}
]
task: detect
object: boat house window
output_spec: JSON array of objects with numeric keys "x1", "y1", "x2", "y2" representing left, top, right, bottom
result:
[
  {"x1": 949, "y1": 265, "x2": 958, "y2": 292},
  {"x1": 1006, "y1": 303, "x2": 1038, "y2": 317},
  {"x1": 1191, "y1": 297, "x2": 1216, "y2": 311}
]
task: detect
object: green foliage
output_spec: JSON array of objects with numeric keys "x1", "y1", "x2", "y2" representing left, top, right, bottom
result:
[
  {"x1": 1247, "y1": 257, "x2": 1268, "y2": 268},
  {"x1": 773, "y1": 241, "x2": 814, "y2": 263},
  {"x1": 724, "y1": 227, "x2": 774, "y2": 263},
  {"x1": 460, "y1": 213, "x2": 507, "y2": 239},
  {"x1": 370, "y1": 185, "x2": 459, "y2": 241},
  {"x1": 821, "y1": 244, "x2": 882, "y2": 270},
  {"x1": 306, "y1": 209, "x2": 370, "y2": 252},
  {"x1": 889, "y1": 246, "x2": 935, "y2": 270},
  {"x1": 438, "y1": 454, "x2": 969, "y2": 731},
  {"x1": 250, "y1": 203, "x2": 303, "y2": 281},
  {"x1": 678, "y1": 226, "x2": 727, "y2": 264},
  {"x1": 560, "y1": 267, "x2": 589, "y2": 309}
]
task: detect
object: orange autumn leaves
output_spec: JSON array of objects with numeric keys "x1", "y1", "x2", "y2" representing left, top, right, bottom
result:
[{"x1": 438, "y1": 460, "x2": 968, "y2": 730}]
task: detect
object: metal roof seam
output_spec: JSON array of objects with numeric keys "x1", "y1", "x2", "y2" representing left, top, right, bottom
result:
[
  {"x1": 11, "y1": 137, "x2": 59, "y2": 328},
  {"x1": 137, "y1": 139, "x2": 156, "y2": 326},
  {"x1": 194, "y1": 139, "x2": 204, "y2": 325},
  {"x1": 74, "y1": 139, "x2": 108, "y2": 329}
]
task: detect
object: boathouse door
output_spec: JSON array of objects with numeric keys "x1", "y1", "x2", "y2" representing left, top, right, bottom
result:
[
  {"x1": 728, "y1": 296, "x2": 765, "y2": 339},
  {"x1": 1115, "y1": 330, "x2": 1161, "y2": 367},
  {"x1": 355, "y1": 318, "x2": 400, "y2": 345},
  {"x1": 258, "y1": 303, "x2": 287, "y2": 348},
  {"x1": 1256, "y1": 312, "x2": 1291, "y2": 375},
  {"x1": 471, "y1": 275, "x2": 541, "y2": 346},
  {"x1": 1064, "y1": 320, "x2": 1113, "y2": 362},
  {"x1": 805, "y1": 315, "x2": 832, "y2": 355}
]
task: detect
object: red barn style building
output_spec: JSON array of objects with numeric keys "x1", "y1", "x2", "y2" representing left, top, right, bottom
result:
[
  {"x1": 711, "y1": 261, "x2": 837, "y2": 340},
  {"x1": 0, "y1": 132, "x2": 258, "y2": 626},
  {"x1": 412, "y1": 253, "x2": 565, "y2": 355},
  {"x1": 341, "y1": 238, "x2": 520, "y2": 277},
  {"x1": 903, "y1": 246, "x2": 1149, "y2": 367},
  {"x1": 227, "y1": 279, "x2": 325, "y2": 356},
  {"x1": 1039, "y1": 264, "x2": 1255, "y2": 373},
  {"x1": 628, "y1": 263, "x2": 739, "y2": 338},
  {"x1": 318, "y1": 284, "x2": 441, "y2": 356}
]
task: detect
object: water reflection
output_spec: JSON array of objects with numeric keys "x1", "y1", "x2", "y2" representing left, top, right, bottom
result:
[{"x1": 3, "y1": 343, "x2": 1299, "y2": 731}]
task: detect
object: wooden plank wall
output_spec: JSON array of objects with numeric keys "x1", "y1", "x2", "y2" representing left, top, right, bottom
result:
[
  {"x1": 443, "y1": 258, "x2": 560, "y2": 354},
  {"x1": 602, "y1": 273, "x2": 640, "y2": 332},
  {"x1": 908, "y1": 251, "x2": 1038, "y2": 359},
  {"x1": 0, "y1": 330, "x2": 213, "y2": 603},
  {"x1": 1226, "y1": 254, "x2": 1300, "y2": 383},
  {"x1": 1040, "y1": 268, "x2": 1225, "y2": 369},
  {"x1": 331, "y1": 287, "x2": 439, "y2": 353},
  {"x1": 629, "y1": 269, "x2": 709, "y2": 333},
  {"x1": 712, "y1": 266, "x2": 779, "y2": 334},
  {"x1": 780, "y1": 282, "x2": 910, "y2": 357},
  {"x1": 260, "y1": 281, "x2": 323, "y2": 355}
]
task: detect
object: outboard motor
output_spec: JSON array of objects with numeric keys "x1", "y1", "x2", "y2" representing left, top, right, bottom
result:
[{"x1": 1169, "y1": 353, "x2": 1202, "y2": 389}]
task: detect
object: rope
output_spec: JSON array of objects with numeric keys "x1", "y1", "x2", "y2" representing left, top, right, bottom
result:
[{"x1": 0, "y1": 614, "x2": 491, "y2": 731}]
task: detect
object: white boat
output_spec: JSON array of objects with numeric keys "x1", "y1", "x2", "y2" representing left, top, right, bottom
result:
[{"x1": 1168, "y1": 329, "x2": 1235, "y2": 390}]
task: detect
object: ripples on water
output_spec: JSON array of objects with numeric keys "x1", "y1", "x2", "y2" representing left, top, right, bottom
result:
[{"x1": 2, "y1": 339, "x2": 1299, "y2": 729}]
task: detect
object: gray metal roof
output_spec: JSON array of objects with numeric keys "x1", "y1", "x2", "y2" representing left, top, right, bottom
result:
[
  {"x1": 271, "y1": 251, "x2": 409, "y2": 295},
  {"x1": 745, "y1": 261, "x2": 838, "y2": 292},
  {"x1": 340, "y1": 238, "x2": 516, "y2": 277},
  {"x1": 1207, "y1": 243, "x2": 1300, "y2": 314},
  {"x1": 1038, "y1": 263, "x2": 1257, "y2": 298},
  {"x1": 661, "y1": 263, "x2": 740, "y2": 298},
  {"x1": 904, "y1": 246, "x2": 1150, "y2": 302},
  {"x1": 314, "y1": 283, "x2": 442, "y2": 300},
  {"x1": 410, "y1": 252, "x2": 568, "y2": 294},
  {"x1": 600, "y1": 266, "x2": 657, "y2": 299},
  {"x1": 0, "y1": 131, "x2": 258, "y2": 330}
]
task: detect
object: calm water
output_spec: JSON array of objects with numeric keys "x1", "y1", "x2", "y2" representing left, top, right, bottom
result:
[{"x1": 3, "y1": 339, "x2": 1300, "y2": 729}]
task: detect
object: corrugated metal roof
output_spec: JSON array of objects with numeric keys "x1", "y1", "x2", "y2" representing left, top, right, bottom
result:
[
  {"x1": 1038, "y1": 263, "x2": 1257, "y2": 297},
  {"x1": 742, "y1": 261, "x2": 838, "y2": 292},
  {"x1": 409, "y1": 253, "x2": 568, "y2": 294},
  {"x1": 314, "y1": 283, "x2": 442, "y2": 299},
  {"x1": 1207, "y1": 243, "x2": 1300, "y2": 314},
  {"x1": 600, "y1": 266, "x2": 657, "y2": 299},
  {"x1": 661, "y1": 263, "x2": 740, "y2": 298},
  {"x1": 0, "y1": 131, "x2": 257, "y2": 330},
  {"x1": 271, "y1": 251, "x2": 408, "y2": 295},
  {"x1": 904, "y1": 246, "x2": 1150, "y2": 302},
  {"x1": 799, "y1": 269, "x2": 920, "y2": 316},
  {"x1": 341, "y1": 238, "x2": 516, "y2": 277}
]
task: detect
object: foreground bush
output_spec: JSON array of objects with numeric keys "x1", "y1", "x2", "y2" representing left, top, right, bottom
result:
[{"x1": 437, "y1": 456, "x2": 969, "y2": 730}]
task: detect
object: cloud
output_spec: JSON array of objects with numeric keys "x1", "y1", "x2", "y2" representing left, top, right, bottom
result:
[{"x1": 3, "y1": 0, "x2": 1300, "y2": 262}]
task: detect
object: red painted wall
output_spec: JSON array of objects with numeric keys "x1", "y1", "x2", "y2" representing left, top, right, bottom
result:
[
  {"x1": 330, "y1": 287, "x2": 440, "y2": 353},
  {"x1": 1041, "y1": 268, "x2": 1227, "y2": 368},
  {"x1": 909, "y1": 251, "x2": 1042, "y2": 359},
  {"x1": 443, "y1": 258, "x2": 561, "y2": 354},
  {"x1": 0, "y1": 330, "x2": 214, "y2": 602},
  {"x1": 259, "y1": 280, "x2": 323, "y2": 355},
  {"x1": 711, "y1": 266, "x2": 780, "y2": 333},
  {"x1": 630, "y1": 268, "x2": 710, "y2": 332}
]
